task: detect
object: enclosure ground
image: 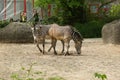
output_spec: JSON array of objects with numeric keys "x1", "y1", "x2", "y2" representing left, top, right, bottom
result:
[{"x1": 0, "y1": 38, "x2": 120, "y2": 80}]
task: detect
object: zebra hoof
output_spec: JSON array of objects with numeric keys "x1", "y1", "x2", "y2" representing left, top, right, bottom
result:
[
  {"x1": 77, "y1": 52, "x2": 81, "y2": 54},
  {"x1": 42, "y1": 52, "x2": 45, "y2": 54},
  {"x1": 54, "y1": 51, "x2": 57, "y2": 55},
  {"x1": 39, "y1": 50, "x2": 42, "y2": 53}
]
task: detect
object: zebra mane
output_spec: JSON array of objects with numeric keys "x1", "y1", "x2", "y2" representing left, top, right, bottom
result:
[{"x1": 70, "y1": 26, "x2": 83, "y2": 42}]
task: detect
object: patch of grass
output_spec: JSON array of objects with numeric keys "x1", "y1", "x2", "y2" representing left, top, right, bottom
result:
[
  {"x1": 9, "y1": 63, "x2": 65, "y2": 80},
  {"x1": 36, "y1": 78, "x2": 44, "y2": 80},
  {"x1": 94, "y1": 72, "x2": 107, "y2": 80},
  {"x1": 48, "y1": 76, "x2": 65, "y2": 80},
  {"x1": 0, "y1": 78, "x2": 5, "y2": 80}
]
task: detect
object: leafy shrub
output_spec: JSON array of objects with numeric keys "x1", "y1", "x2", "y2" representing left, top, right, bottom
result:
[
  {"x1": 0, "y1": 20, "x2": 10, "y2": 28},
  {"x1": 41, "y1": 16, "x2": 63, "y2": 25},
  {"x1": 41, "y1": 18, "x2": 105, "y2": 38},
  {"x1": 109, "y1": 4, "x2": 120, "y2": 17},
  {"x1": 103, "y1": 4, "x2": 120, "y2": 23},
  {"x1": 74, "y1": 20, "x2": 105, "y2": 38}
]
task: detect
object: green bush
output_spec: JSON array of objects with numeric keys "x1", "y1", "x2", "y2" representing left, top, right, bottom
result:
[
  {"x1": 74, "y1": 20, "x2": 105, "y2": 38},
  {"x1": 109, "y1": 4, "x2": 120, "y2": 17},
  {"x1": 41, "y1": 17, "x2": 105, "y2": 38},
  {"x1": 41, "y1": 16, "x2": 64, "y2": 25},
  {"x1": 0, "y1": 20, "x2": 10, "y2": 28},
  {"x1": 41, "y1": 16, "x2": 58, "y2": 24}
]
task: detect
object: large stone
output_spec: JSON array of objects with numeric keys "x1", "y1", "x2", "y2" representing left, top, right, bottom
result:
[
  {"x1": 102, "y1": 20, "x2": 120, "y2": 44},
  {"x1": 0, "y1": 22, "x2": 33, "y2": 43}
]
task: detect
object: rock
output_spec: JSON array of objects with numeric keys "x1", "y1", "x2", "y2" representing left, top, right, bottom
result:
[
  {"x1": 0, "y1": 22, "x2": 34, "y2": 43},
  {"x1": 102, "y1": 20, "x2": 120, "y2": 44}
]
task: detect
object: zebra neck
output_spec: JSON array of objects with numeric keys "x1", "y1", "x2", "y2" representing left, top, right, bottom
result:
[{"x1": 72, "y1": 31, "x2": 77, "y2": 42}]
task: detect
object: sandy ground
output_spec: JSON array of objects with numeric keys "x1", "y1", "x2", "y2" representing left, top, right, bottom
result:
[{"x1": 0, "y1": 38, "x2": 120, "y2": 80}]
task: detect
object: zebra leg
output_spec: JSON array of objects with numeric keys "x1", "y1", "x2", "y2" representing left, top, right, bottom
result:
[
  {"x1": 64, "y1": 41, "x2": 70, "y2": 56},
  {"x1": 36, "y1": 43, "x2": 42, "y2": 53},
  {"x1": 61, "y1": 40, "x2": 64, "y2": 53},
  {"x1": 52, "y1": 38, "x2": 57, "y2": 55},
  {"x1": 48, "y1": 40, "x2": 64, "y2": 53},
  {"x1": 48, "y1": 39, "x2": 53, "y2": 52},
  {"x1": 48, "y1": 45, "x2": 53, "y2": 52},
  {"x1": 42, "y1": 38, "x2": 45, "y2": 54}
]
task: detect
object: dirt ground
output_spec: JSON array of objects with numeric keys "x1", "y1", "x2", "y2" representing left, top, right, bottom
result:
[{"x1": 0, "y1": 38, "x2": 120, "y2": 80}]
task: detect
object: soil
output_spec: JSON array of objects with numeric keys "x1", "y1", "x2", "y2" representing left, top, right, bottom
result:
[{"x1": 0, "y1": 38, "x2": 120, "y2": 80}]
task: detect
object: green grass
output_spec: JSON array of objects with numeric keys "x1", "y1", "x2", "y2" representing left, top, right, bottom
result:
[
  {"x1": 9, "y1": 63, "x2": 65, "y2": 80},
  {"x1": 94, "y1": 72, "x2": 107, "y2": 80},
  {"x1": 48, "y1": 76, "x2": 65, "y2": 80}
]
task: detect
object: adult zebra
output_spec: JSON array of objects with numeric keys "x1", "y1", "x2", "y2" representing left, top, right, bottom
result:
[
  {"x1": 48, "y1": 23, "x2": 83, "y2": 55},
  {"x1": 31, "y1": 23, "x2": 65, "y2": 54}
]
